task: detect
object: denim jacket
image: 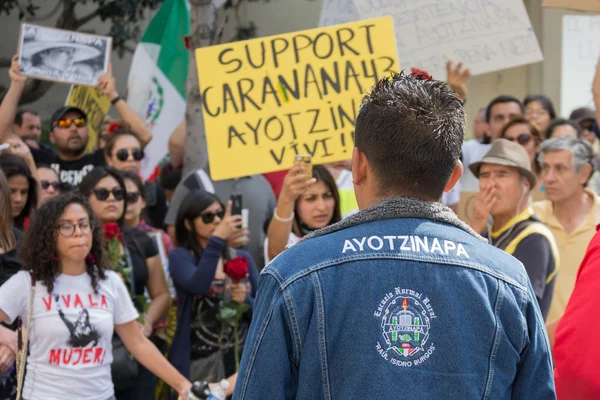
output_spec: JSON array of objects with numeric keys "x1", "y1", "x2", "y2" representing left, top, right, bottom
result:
[{"x1": 233, "y1": 197, "x2": 555, "y2": 400}]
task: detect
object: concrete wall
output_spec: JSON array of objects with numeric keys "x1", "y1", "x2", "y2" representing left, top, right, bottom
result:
[{"x1": 0, "y1": 0, "x2": 595, "y2": 137}]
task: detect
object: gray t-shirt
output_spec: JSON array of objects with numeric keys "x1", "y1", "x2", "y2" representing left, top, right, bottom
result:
[{"x1": 164, "y1": 170, "x2": 276, "y2": 270}]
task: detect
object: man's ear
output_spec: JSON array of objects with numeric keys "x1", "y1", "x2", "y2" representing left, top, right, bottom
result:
[
  {"x1": 49, "y1": 130, "x2": 56, "y2": 145},
  {"x1": 352, "y1": 146, "x2": 368, "y2": 186},
  {"x1": 579, "y1": 162, "x2": 593, "y2": 185},
  {"x1": 444, "y1": 160, "x2": 463, "y2": 192}
]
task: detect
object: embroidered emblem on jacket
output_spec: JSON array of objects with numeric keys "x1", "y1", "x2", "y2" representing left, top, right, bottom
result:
[{"x1": 375, "y1": 288, "x2": 436, "y2": 367}]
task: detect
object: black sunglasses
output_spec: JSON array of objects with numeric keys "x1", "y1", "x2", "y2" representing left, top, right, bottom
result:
[
  {"x1": 115, "y1": 148, "x2": 144, "y2": 162},
  {"x1": 505, "y1": 134, "x2": 532, "y2": 145},
  {"x1": 127, "y1": 191, "x2": 140, "y2": 204},
  {"x1": 40, "y1": 180, "x2": 61, "y2": 191},
  {"x1": 200, "y1": 210, "x2": 225, "y2": 224},
  {"x1": 92, "y1": 188, "x2": 125, "y2": 201}
]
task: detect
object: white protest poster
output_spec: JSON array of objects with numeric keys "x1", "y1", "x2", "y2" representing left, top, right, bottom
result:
[
  {"x1": 318, "y1": 0, "x2": 360, "y2": 27},
  {"x1": 561, "y1": 15, "x2": 600, "y2": 117},
  {"x1": 352, "y1": 0, "x2": 544, "y2": 80},
  {"x1": 18, "y1": 23, "x2": 111, "y2": 86}
]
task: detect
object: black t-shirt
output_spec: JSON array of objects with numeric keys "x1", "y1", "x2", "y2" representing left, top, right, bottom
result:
[
  {"x1": 30, "y1": 146, "x2": 105, "y2": 186},
  {"x1": 143, "y1": 181, "x2": 168, "y2": 230},
  {"x1": 123, "y1": 227, "x2": 159, "y2": 296}
]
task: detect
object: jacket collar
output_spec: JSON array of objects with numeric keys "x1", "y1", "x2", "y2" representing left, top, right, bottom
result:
[{"x1": 302, "y1": 196, "x2": 486, "y2": 243}]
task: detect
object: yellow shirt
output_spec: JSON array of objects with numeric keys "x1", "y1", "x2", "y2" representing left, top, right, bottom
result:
[{"x1": 532, "y1": 189, "x2": 600, "y2": 322}]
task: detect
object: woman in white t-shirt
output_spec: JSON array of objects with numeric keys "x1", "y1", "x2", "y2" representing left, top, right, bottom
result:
[
  {"x1": 265, "y1": 165, "x2": 341, "y2": 264},
  {"x1": 0, "y1": 192, "x2": 192, "y2": 400}
]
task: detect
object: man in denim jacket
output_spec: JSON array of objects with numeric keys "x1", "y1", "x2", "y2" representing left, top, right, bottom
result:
[{"x1": 233, "y1": 74, "x2": 555, "y2": 399}]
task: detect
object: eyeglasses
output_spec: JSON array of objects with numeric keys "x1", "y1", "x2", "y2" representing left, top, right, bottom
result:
[
  {"x1": 57, "y1": 220, "x2": 94, "y2": 237},
  {"x1": 504, "y1": 134, "x2": 532, "y2": 145},
  {"x1": 127, "y1": 191, "x2": 140, "y2": 204},
  {"x1": 92, "y1": 188, "x2": 125, "y2": 201},
  {"x1": 54, "y1": 118, "x2": 86, "y2": 129},
  {"x1": 115, "y1": 148, "x2": 144, "y2": 162},
  {"x1": 200, "y1": 210, "x2": 224, "y2": 224},
  {"x1": 40, "y1": 180, "x2": 61, "y2": 191}
]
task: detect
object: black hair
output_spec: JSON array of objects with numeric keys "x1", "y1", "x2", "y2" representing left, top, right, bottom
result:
[
  {"x1": 545, "y1": 118, "x2": 582, "y2": 140},
  {"x1": 354, "y1": 72, "x2": 465, "y2": 200},
  {"x1": 18, "y1": 191, "x2": 108, "y2": 294},
  {"x1": 159, "y1": 164, "x2": 182, "y2": 191},
  {"x1": 485, "y1": 95, "x2": 525, "y2": 123},
  {"x1": 119, "y1": 170, "x2": 146, "y2": 201},
  {"x1": 0, "y1": 153, "x2": 38, "y2": 229},
  {"x1": 175, "y1": 190, "x2": 231, "y2": 261},
  {"x1": 14, "y1": 109, "x2": 40, "y2": 126},
  {"x1": 523, "y1": 95, "x2": 557, "y2": 119},
  {"x1": 78, "y1": 166, "x2": 128, "y2": 227},
  {"x1": 292, "y1": 165, "x2": 341, "y2": 236}
]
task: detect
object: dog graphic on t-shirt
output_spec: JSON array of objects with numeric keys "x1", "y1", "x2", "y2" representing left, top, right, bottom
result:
[{"x1": 55, "y1": 294, "x2": 100, "y2": 347}]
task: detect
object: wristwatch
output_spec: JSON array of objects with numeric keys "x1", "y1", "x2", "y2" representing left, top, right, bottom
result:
[{"x1": 111, "y1": 94, "x2": 124, "y2": 105}]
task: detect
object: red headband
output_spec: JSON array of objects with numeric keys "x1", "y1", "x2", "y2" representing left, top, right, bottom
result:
[{"x1": 410, "y1": 68, "x2": 433, "y2": 81}]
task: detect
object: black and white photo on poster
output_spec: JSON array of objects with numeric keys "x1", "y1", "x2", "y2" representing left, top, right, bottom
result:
[{"x1": 17, "y1": 23, "x2": 112, "y2": 86}]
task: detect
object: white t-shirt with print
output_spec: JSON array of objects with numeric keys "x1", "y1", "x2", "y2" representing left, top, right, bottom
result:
[{"x1": 0, "y1": 270, "x2": 139, "y2": 400}]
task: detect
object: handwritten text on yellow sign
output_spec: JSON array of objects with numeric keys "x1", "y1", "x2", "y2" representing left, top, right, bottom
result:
[{"x1": 195, "y1": 17, "x2": 398, "y2": 180}]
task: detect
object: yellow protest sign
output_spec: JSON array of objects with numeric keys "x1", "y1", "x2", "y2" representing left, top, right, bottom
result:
[
  {"x1": 195, "y1": 17, "x2": 399, "y2": 180},
  {"x1": 65, "y1": 85, "x2": 111, "y2": 153}
]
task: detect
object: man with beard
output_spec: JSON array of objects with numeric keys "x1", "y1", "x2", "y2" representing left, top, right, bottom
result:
[{"x1": 0, "y1": 56, "x2": 152, "y2": 186}]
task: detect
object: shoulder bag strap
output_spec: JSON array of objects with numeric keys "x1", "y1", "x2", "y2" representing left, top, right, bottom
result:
[{"x1": 16, "y1": 274, "x2": 36, "y2": 400}]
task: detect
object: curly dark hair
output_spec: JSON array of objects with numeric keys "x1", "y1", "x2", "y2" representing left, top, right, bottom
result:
[{"x1": 18, "y1": 191, "x2": 108, "y2": 294}]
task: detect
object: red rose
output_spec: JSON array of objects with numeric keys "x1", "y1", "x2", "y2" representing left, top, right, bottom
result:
[
  {"x1": 103, "y1": 223, "x2": 121, "y2": 241},
  {"x1": 224, "y1": 256, "x2": 249, "y2": 282},
  {"x1": 183, "y1": 35, "x2": 191, "y2": 50},
  {"x1": 410, "y1": 67, "x2": 433, "y2": 81}
]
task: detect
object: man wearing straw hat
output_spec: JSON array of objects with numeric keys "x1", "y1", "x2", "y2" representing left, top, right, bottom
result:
[{"x1": 469, "y1": 138, "x2": 559, "y2": 320}]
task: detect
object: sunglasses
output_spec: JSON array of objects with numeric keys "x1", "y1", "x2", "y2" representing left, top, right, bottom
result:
[
  {"x1": 55, "y1": 118, "x2": 86, "y2": 129},
  {"x1": 92, "y1": 188, "x2": 125, "y2": 201},
  {"x1": 127, "y1": 191, "x2": 140, "y2": 204},
  {"x1": 40, "y1": 180, "x2": 61, "y2": 191},
  {"x1": 115, "y1": 148, "x2": 144, "y2": 162},
  {"x1": 504, "y1": 134, "x2": 532, "y2": 145},
  {"x1": 200, "y1": 210, "x2": 225, "y2": 224}
]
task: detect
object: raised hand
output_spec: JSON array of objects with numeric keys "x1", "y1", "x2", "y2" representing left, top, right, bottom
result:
[
  {"x1": 280, "y1": 164, "x2": 317, "y2": 204},
  {"x1": 97, "y1": 64, "x2": 119, "y2": 100},
  {"x1": 9, "y1": 55, "x2": 27, "y2": 85},
  {"x1": 213, "y1": 201, "x2": 243, "y2": 241},
  {"x1": 446, "y1": 60, "x2": 471, "y2": 100}
]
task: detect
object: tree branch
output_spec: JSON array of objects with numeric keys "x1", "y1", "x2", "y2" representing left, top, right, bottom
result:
[{"x1": 74, "y1": 2, "x2": 114, "y2": 29}]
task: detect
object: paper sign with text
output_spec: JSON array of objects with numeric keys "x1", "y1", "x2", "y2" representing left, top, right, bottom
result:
[
  {"x1": 561, "y1": 15, "x2": 600, "y2": 117},
  {"x1": 352, "y1": 0, "x2": 543, "y2": 80},
  {"x1": 195, "y1": 17, "x2": 398, "y2": 181},
  {"x1": 543, "y1": 0, "x2": 600, "y2": 13},
  {"x1": 66, "y1": 85, "x2": 111, "y2": 153},
  {"x1": 319, "y1": 0, "x2": 360, "y2": 27}
]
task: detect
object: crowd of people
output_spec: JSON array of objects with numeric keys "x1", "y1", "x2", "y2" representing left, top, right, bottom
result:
[{"x1": 0, "y1": 41, "x2": 597, "y2": 399}]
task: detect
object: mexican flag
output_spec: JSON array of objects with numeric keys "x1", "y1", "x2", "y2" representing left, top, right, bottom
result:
[{"x1": 127, "y1": 0, "x2": 189, "y2": 179}]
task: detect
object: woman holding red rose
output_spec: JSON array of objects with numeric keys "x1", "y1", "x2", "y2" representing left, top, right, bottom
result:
[
  {"x1": 78, "y1": 166, "x2": 170, "y2": 400},
  {"x1": 168, "y1": 190, "x2": 258, "y2": 385}
]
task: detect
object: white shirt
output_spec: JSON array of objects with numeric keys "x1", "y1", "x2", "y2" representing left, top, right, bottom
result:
[
  {"x1": 460, "y1": 139, "x2": 491, "y2": 192},
  {"x1": 0, "y1": 270, "x2": 139, "y2": 400},
  {"x1": 264, "y1": 233, "x2": 302, "y2": 265}
]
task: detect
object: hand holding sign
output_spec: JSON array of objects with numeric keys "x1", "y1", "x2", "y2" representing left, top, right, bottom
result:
[
  {"x1": 97, "y1": 64, "x2": 119, "y2": 100},
  {"x1": 9, "y1": 55, "x2": 27, "y2": 85}
]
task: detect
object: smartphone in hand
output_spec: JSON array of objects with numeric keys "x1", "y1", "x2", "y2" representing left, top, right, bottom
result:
[{"x1": 230, "y1": 193, "x2": 243, "y2": 216}]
